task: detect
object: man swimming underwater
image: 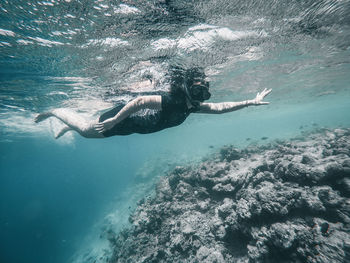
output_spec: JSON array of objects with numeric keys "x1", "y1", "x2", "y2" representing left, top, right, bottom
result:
[{"x1": 35, "y1": 68, "x2": 272, "y2": 139}]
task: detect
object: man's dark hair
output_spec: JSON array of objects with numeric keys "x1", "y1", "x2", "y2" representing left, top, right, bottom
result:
[{"x1": 169, "y1": 66, "x2": 206, "y2": 95}]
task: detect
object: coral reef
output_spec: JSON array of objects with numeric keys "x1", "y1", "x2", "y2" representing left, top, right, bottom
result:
[{"x1": 107, "y1": 128, "x2": 350, "y2": 262}]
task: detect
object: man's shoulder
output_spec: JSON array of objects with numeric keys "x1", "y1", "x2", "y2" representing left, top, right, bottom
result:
[{"x1": 161, "y1": 92, "x2": 186, "y2": 111}]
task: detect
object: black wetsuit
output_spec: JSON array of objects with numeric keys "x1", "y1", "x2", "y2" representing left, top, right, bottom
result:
[{"x1": 99, "y1": 91, "x2": 199, "y2": 137}]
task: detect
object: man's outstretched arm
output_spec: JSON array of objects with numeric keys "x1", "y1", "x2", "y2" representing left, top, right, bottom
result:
[
  {"x1": 95, "y1": 95, "x2": 162, "y2": 133},
  {"x1": 197, "y1": 88, "x2": 271, "y2": 114}
]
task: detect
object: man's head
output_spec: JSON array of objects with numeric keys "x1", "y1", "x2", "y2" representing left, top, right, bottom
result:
[
  {"x1": 187, "y1": 80, "x2": 211, "y2": 102},
  {"x1": 184, "y1": 68, "x2": 211, "y2": 103}
]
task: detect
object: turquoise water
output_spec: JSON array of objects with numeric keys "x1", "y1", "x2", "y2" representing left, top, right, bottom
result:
[{"x1": 1, "y1": 1, "x2": 350, "y2": 263}]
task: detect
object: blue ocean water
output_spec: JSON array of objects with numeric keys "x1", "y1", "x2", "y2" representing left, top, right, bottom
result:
[{"x1": 0, "y1": 0, "x2": 350, "y2": 263}]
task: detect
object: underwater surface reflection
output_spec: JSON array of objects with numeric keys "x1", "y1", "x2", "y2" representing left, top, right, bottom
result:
[{"x1": 0, "y1": 0, "x2": 349, "y2": 262}]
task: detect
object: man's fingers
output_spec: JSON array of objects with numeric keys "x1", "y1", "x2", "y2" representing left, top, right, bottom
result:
[
  {"x1": 263, "y1": 89, "x2": 272, "y2": 97},
  {"x1": 95, "y1": 124, "x2": 104, "y2": 132},
  {"x1": 95, "y1": 122, "x2": 108, "y2": 133},
  {"x1": 257, "y1": 88, "x2": 272, "y2": 98}
]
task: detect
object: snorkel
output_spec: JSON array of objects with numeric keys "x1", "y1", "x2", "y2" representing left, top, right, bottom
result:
[
  {"x1": 183, "y1": 80, "x2": 211, "y2": 106},
  {"x1": 171, "y1": 67, "x2": 211, "y2": 106}
]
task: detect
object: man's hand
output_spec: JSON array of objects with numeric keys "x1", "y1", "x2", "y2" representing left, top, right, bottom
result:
[
  {"x1": 94, "y1": 118, "x2": 116, "y2": 133},
  {"x1": 251, "y1": 88, "x2": 272, "y2": 105}
]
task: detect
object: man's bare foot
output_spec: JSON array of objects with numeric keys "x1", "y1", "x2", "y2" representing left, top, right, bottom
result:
[
  {"x1": 55, "y1": 126, "x2": 72, "y2": 139},
  {"x1": 34, "y1": 112, "x2": 52, "y2": 123}
]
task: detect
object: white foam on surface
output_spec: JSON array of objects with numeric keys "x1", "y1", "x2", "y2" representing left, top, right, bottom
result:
[
  {"x1": 38, "y1": 1, "x2": 55, "y2": 6},
  {"x1": 16, "y1": 39, "x2": 35, "y2": 45},
  {"x1": 99, "y1": 4, "x2": 109, "y2": 9},
  {"x1": 177, "y1": 24, "x2": 262, "y2": 52},
  {"x1": 0, "y1": 41, "x2": 11, "y2": 47},
  {"x1": 64, "y1": 14, "x2": 76, "y2": 18},
  {"x1": 81, "y1": 37, "x2": 129, "y2": 48},
  {"x1": 28, "y1": 36, "x2": 65, "y2": 47},
  {"x1": 48, "y1": 91, "x2": 69, "y2": 97},
  {"x1": 113, "y1": 4, "x2": 141, "y2": 14},
  {"x1": 150, "y1": 24, "x2": 265, "y2": 54},
  {"x1": 46, "y1": 76, "x2": 93, "y2": 83},
  {"x1": 151, "y1": 38, "x2": 177, "y2": 51},
  {"x1": 0, "y1": 28, "x2": 16, "y2": 37}
]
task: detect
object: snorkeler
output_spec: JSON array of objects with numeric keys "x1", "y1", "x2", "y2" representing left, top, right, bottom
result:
[{"x1": 34, "y1": 68, "x2": 272, "y2": 139}]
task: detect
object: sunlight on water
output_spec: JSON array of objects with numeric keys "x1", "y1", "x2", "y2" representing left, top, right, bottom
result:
[{"x1": 0, "y1": 0, "x2": 349, "y2": 262}]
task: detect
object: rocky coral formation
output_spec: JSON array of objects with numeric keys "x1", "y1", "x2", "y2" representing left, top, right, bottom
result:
[{"x1": 107, "y1": 128, "x2": 350, "y2": 262}]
